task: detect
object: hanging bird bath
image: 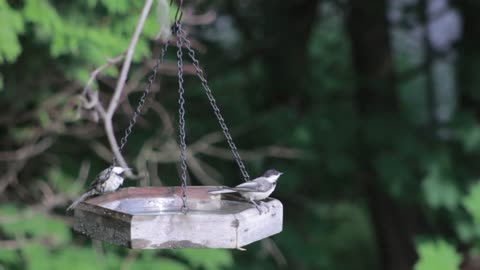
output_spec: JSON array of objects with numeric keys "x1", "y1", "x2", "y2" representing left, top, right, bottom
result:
[
  {"x1": 73, "y1": 186, "x2": 283, "y2": 249},
  {"x1": 71, "y1": 2, "x2": 284, "y2": 249}
]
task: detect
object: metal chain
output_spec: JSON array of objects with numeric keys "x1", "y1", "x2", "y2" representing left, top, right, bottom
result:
[
  {"x1": 179, "y1": 27, "x2": 251, "y2": 182},
  {"x1": 104, "y1": 42, "x2": 169, "y2": 179},
  {"x1": 118, "y1": 42, "x2": 169, "y2": 152},
  {"x1": 175, "y1": 21, "x2": 189, "y2": 212}
]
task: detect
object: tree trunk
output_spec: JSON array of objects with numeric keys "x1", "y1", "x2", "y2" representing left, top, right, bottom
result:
[
  {"x1": 345, "y1": 1, "x2": 417, "y2": 269},
  {"x1": 457, "y1": 1, "x2": 480, "y2": 118},
  {"x1": 259, "y1": 0, "x2": 319, "y2": 110}
]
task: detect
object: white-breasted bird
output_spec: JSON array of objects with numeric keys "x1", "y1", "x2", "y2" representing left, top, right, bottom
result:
[
  {"x1": 208, "y1": 169, "x2": 283, "y2": 213},
  {"x1": 66, "y1": 166, "x2": 131, "y2": 212}
]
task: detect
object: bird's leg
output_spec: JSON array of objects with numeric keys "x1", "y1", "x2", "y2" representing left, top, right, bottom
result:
[
  {"x1": 259, "y1": 201, "x2": 270, "y2": 213},
  {"x1": 250, "y1": 198, "x2": 263, "y2": 214}
]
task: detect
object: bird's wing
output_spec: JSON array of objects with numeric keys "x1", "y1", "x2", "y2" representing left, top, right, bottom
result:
[
  {"x1": 233, "y1": 179, "x2": 272, "y2": 192},
  {"x1": 88, "y1": 167, "x2": 111, "y2": 190},
  {"x1": 233, "y1": 181, "x2": 259, "y2": 190},
  {"x1": 208, "y1": 188, "x2": 237, "y2": 195}
]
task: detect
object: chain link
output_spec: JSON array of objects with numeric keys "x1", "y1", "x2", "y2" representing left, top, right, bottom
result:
[
  {"x1": 118, "y1": 42, "x2": 169, "y2": 152},
  {"x1": 179, "y1": 27, "x2": 250, "y2": 182},
  {"x1": 175, "y1": 21, "x2": 189, "y2": 212},
  {"x1": 104, "y1": 42, "x2": 169, "y2": 180}
]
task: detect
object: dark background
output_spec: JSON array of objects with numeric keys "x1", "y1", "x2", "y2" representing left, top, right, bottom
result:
[{"x1": 1, "y1": 0, "x2": 479, "y2": 269}]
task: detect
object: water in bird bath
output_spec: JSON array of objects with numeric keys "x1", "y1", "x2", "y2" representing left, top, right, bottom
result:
[{"x1": 99, "y1": 196, "x2": 252, "y2": 216}]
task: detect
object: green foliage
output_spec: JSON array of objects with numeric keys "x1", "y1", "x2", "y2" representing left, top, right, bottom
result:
[
  {"x1": 129, "y1": 251, "x2": 187, "y2": 270},
  {"x1": 463, "y1": 181, "x2": 480, "y2": 225},
  {"x1": 48, "y1": 166, "x2": 79, "y2": 195},
  {"x1": 0, "y1": 205, "x2": 71, "y2": 245},
  {"x1": 3, "y1": 0, "x2": 480, "y2": 270},
  {"x1": 455, "y1": 221, "x2": 480, "y2": 243},
  {"x1": 414, "y1": 240, "x2": 462, "y2": 270},
  {"x1": 95, "y1": 0, "x2": 131, "y2": 13},
  {"x1": 0, "y1": 1, "x2": 233, "y2": 264},
  {"x1": 0, "y1": 0, "x2": 24, "y2": 64},
  {"x1": 455, "y1": 112, "x2": 480, "y2": 153},
  {"x1": 0, "y1": 204, "x2": 232, "y2": 270},
  {"x1": 23, "y1": 244, "x2": 104, "y2": 270},
  {"x1": 0, "y1": 249, "x2": 19, "y2": 266},
  {"x1": 174, "y1": 249, "x2": 234, "y2": 270},
  {"x1": 416, "y1": 180, "x2": 480, "y2": 267},
  {"x1": 422, "y1": 157, "x2": 461, "y2": 210},
  {"x1": 0, "y1": 0, "x2": 167, "y2": 85}
]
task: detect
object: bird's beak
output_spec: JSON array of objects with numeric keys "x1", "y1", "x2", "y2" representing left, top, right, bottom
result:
[{"x1": 280, "y1": 172, "x2": 284, "y2": 175}]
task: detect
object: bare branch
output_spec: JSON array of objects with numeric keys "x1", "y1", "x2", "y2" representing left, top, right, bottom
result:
[
  {"x1": 103, "y1": 0, "x2": 154, "y2": 169},
  {"x1": 0, "y1": 160, "x2": 26, "y2": 195},
  {"x1": 149, "y1": 100, "x2": 175, "y2": 134},
  {"x1": 76, "y1": 160, "x2": 92, "y2": 187},
  {"x1": 147, "y1": 161, "x2": 163, "y2": 186},
  {"x1": 195, "y1": 158, "x2": 223, "y2": 181},
  {"x1": 82, "y1": 55, "x2": 125, "y2": 96},
  {"x1": 89, "y1": 141, "x2": 114, "y2": 162},
  {"x1": 107, "y1": 0, "x2": 154, "y2": 118},
  {"x1": 182, "y1": 10, "x2": 217, "y2": 25},
  {"x1": 0, "y1": 240, "x2": 22, "y2": 250},
  {"x1": 0, "y1": 137, "x2": 54, "y2": 162},
  {"x1": 104, "y1": 120, "x2": 128, "y2": 167},
  {"x1": 186, "y1": 153, "x2": 220, "y2": 185},
  {"x1": 196, "y1": 145, "x2": 305, "y2": 160},
  {"x1": 78, "y1": 55, "x2": 123, "y2": 121},
  {"x1": 261, "y1": 238, "x2": 288, "y2": 268}
]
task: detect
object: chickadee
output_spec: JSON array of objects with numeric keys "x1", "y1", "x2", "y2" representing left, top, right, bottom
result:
[
  {"x1": 66, "y1": 166, "x2": 131, "y2": 212},
  {"x1": 208, "y1": 169, "x2": 283, "y2": 213}
]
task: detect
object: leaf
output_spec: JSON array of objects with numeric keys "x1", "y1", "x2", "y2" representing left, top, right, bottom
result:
[
  {"x1": 452, "y1": 112, "x2": 480, "y2": 152},
  {"x1": 2, "y1": 212, "x2": 71, "y2": 245},
  {"x1": 0, "y1": 0, "x2": 25, "y2": 63},
  {"x1": 22, "y1": 243, "x2": 51, "y2": 270},
  {"x1": 156, "y1": 0, "x2": 172, "y2": 42},
  {"x1": 47, "y1": 167, "x2": 78, "y2": 195},
  {"x1": 9, "y1": 127, "x2": 37, "y2": 143},
  {"x1": 293, "y1": 125, "x2": 313, "y2": 147},
  {"x1": 422, "y1": 161, "x2": 460, "y2": 210},
  {"x1": 0, "y1": 73, "x2": 4, "y2": 90},
  {"x1": 455, "y1": 221, "x2": 480, "y2": 242},
  {"x1": 99, "y1": 0, "x2": 130, "y2": 13},
  {"x1": 0, "y1": 250, "x2": 19, "y2": 265},
  {"x1": 38, "y1": 110, "x2": 52, "y2": 128},
  {"x1": 463, "y1": 181, "x2": 480, "y2": 224},
  {"x1": 130, "y1": 257, "x2": 187, "y2": 270},
  {"x1": 23, "y1": 244, "x2": 111, "y2": 270},
  {"x1": 0, "y1": 203, "x2": 19, "y2": 216},
  {"x1": 414, "y1": 240, "x2": 462, "y2": 270}
]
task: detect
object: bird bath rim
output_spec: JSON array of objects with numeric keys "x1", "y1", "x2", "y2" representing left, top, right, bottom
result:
[{"x1": 73, "y1": 186, "x2": 283, "y2": 249}]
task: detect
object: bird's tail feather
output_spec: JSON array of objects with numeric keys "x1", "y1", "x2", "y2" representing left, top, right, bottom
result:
[
  {"x1": 66, "y1": 190, "x2": 96, "y2": 212},
  {"x1": 208, "y1": 188, "x2": 237, "y2": 195}
]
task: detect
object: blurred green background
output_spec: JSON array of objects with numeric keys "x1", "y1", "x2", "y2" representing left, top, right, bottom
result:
[{"x1": 1, "y1": 0, "x2": 480, "y2": 269}]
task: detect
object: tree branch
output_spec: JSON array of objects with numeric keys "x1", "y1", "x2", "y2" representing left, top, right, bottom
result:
[
  {"x1": 107, "y1": 0, "x2": 154, "y2": 119},
  {"x1": 0, "y1": 137, "x2": 54, "y2": 162},
  {"x1": 100, "y1": 0, "x2": 153, "y2": 169}
]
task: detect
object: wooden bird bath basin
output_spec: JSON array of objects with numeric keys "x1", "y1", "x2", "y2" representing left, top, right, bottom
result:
[{"x1": 73, "y1": 186, "x2": 283, "y2": 249}]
